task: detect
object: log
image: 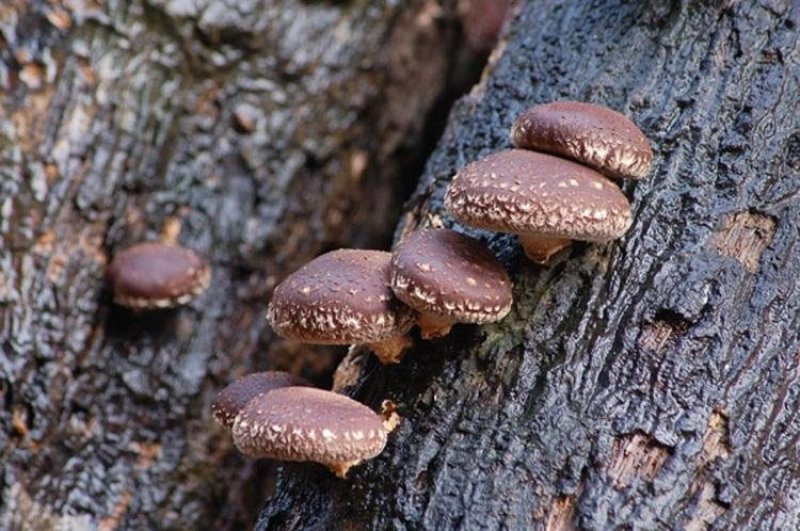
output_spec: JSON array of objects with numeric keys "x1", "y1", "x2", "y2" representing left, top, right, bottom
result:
[
  {"x1": 0, "y1": 1, "x2": 463, "y2": 528},
  {"x1": 257, "y1": 1, "x2": 800, "y2": 529}
]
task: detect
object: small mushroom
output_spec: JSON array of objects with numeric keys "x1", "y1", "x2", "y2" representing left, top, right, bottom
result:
[
  {"x1": 510, "y1": 101, "x2": 653, "y2": 179},
  {"x1": 232, "y1": 387, "x2": 389, "y2": 478},
  {"x1": 212, "y1": 371, "x2": 312, "y2": 430},
  {"x1": 107, "y1": 242, "x2": 211, "y2": 309},
  {"x1": 390, "y1": 229, "x2": 512, "y2": 338},
  {"x1": 267, "y1": 249, "x2": 415, "y2": 364},
  {"x1": 444, "y1": 149, "x2": 631, "y2": 264}
]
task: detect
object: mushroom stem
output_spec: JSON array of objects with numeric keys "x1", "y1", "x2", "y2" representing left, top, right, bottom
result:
[
  {"x1": 331, "y1": 345, "x2": 368, "y2": 393},
  {"x1": 518, "y1": 234, "x2": 572, "y2": 265},
  {"x1": 327, "y1": 460, "x2": 358, "y2": 478},
  {"x1": 366, "y1": 334, "x2": 414, "y2": 364},
  {"x1": 380, "y1": 400, "x2": 401, "y2": 433},
  {"x1": 159, "y1": 217, "x2": 181, "y2": 245},
  {"x1": 415, "y1": 312, "x2": 455, "y2": 339}
]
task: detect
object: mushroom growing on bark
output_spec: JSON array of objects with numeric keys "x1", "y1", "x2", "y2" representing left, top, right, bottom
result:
[
  {"x1": 231, "y1": 387, "x2": 390, "y2": 478},
  {"x1": 510, "y1": 101, "x2": 653, "y2": 179},
  {"x1": 445, "y1": 149, "x2": 631, "y2": 264},
  {"x1": 212, "y1": 371, "x2": 312, "y2": 430},
  {"x1": 390, "y1": 229, "x2": 512, "y2": 338},
  {"x1": 107, "y1": 242, "x2": 211, "y2": 309},
  {"x1": 267, "y1": 249, "x2": 415, "y2": 364}
]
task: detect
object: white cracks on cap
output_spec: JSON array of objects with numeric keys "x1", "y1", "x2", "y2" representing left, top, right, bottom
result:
[
  {"x1": 266, "y1": 250, "x2": 415, "y2": 358},
  {"x1": 213, "y1": 372, "x2": 313, "y2": 431},
  {"x1": 510, "y1": 101, "x2": 653, "y2": 179},
  {"x1": 389, "y1": 230, "x2": 513, "y2": 338},
  {"x1": 444, "y1": 151, "x2": 633, "y2": 260},
  {"x1": 231, "y1": 387, "x2": 389, "y2": 478},
  {"x1": 392, "y1": 261, "x2": 510, "y2": 325}
]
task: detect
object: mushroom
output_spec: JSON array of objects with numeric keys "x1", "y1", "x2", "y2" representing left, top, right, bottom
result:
[
  {"x1": 231, "y1": 387, "x2": 389, "y2": 478},
  {"x1": 390, "y1": 229, "x2": 512, "y2": 338},
  {"x1": 212, "y1": 371, "x2": 312, "y2": 430},
  {"x1": 444, "y1": 149, "x2": 631, "y2": 264},
  {"x1": 107, "y1": 242, "x2": 211, "y2": 309},
  {"x1": 266, "y1": 249, "x2": 415, "y2": 364},
  {"x1": 510, "y1": 101, "x2": 653, "y2": 180}
]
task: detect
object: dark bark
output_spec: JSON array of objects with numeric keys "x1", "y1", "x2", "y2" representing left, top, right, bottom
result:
[
  {"x1": 258, "y1": 1, "x2": 800, "y2": 530},
  {"x1": 0, "y1": 1, "x2": 464, "y2": 529}
]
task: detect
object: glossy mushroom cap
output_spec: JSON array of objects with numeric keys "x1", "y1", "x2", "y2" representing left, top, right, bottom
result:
[
  {"x1": 444, "y1": 150, "x2": 631, "y2": 243},
  {"x1": 511, "y1": 101, "x2": 653, "y2": 179},
  {"x1": 232, "y1": 387, "x2": 387, "y2": 477},
  {"x1": 212, "y1": 371, "x2": 312, "y2": 430},
  {"x1": 107, "y1": 242, "x2": 211, "y2": 309},
  {"x1": 390, "y1": 229, "x2": 512, "y2": 331},
  {"x1": 267, "y1": 249, "x2": 415, "y2": 345}
]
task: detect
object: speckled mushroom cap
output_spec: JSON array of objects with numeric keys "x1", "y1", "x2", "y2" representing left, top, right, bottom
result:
[
  {"x1": 107, "y1": 242, "x2": 211, "y2": 309},
  {"x1": 444, "y1": 150, "x2": 631, "y2": 242},
  {"x1": 390, "y1": 229, "x2": 512, "y2": 323},
  {"x1": 267, "y1": 249, "x2": 415, "y2": 344},
  {"x1": 511, "y1": 101, "x2": 653, "y2": 179},
  {"x1": 231, "y1": 387, "x2": 387, "y2": 468},
  {"x1": 212, "y1": 371, "x2": 312, "y2": 430}
]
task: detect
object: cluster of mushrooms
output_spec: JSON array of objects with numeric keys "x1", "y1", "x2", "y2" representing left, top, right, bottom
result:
[
  {"x1": 447, "y1": 101, "x2": 653, "y2": 263},
  {"x1": 107, "y1": 101, "x2": 652, "y2": 478}
]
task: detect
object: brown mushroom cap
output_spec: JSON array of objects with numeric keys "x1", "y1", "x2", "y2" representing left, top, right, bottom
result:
[
  {"x1": 266, "y1": 249, "x2": 415, "y2": 345},
  {"x1": 510, "y1": 101, "x2": 653, "y2": 179},
  {"x1": 212, "y1": 371, "x2": 313, "y2": 430},
  {"x1": 107, "y1": 242, "x2": 211, "y2": 309},
  {"x1": 444, "y1": 150, "x2": 631, "y2": 242},
  {"x1": 390, "y1": 229, "x2": 512, "y2": 324},
  {"x1": 232, "y1": 387, "x2": 387, "y2": 476}
]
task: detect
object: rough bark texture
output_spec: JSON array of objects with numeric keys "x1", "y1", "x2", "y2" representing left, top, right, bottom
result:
[
  {"x1": 258, "y1": 1, "x2": 800, "y2": 530},
  {"x1": 0, "y1": 1, "x2": 464, "y2": 529}
]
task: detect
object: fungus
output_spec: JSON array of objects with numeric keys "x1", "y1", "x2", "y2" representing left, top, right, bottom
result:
[
  {"x1": 212, "y1": 371, "x2": 312, "y2": 430},
  {"x1": 267, "y1": 249, "x2": 415, "y2": 364},
  {"x1": 107, "y1": 242, "x2": 211, "y2": 309},
  {"x1": 510, "y1": 101, "x2": 653, "y2": 179},
  {"x1": 390, "y1": 229, "x2": 512, "y2": 338},
  {"x1": 444, "y1": 149, "x2": 631, "y2": 264},
  {"x1": 231, "y1": 387, "x2": 389, "y2": 478}
]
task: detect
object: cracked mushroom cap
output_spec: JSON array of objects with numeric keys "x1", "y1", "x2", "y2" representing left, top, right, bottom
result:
[
  {"x1": 212, "y1": 371, "x2": 312, "y2": 430},
  {"x1": 390, "y1": 229, "x2": 512, "y2": 323},
  {"x1": 511, "y1": 101, "x2": 653, "y2": 179},
  {"x1": 444, "y1": 150, "x2": 631, "y2": 242},
  {"x1": 231, "y1": 387, "x2": 387, "y2": 473},
  {"x1": 107, "y1": 242, "x2": 211, "y2": 309},
  {"x1": 267, "y1": 249, "x2": 415, "y2": 344}
]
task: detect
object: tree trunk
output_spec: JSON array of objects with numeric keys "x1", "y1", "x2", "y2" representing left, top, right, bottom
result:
[
  {"x1": 257, "y1": 1, "x2": 800, "y2": 529},
  {"x1": 0, "y1": 1, "x2": 464, "y2": 529}
]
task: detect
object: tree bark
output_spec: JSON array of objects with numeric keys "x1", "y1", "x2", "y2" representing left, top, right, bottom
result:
[
  {"x1": 0, "y1": 1, "x2": 463, "y2": 529},
  {"x1": 258, "y1": 1, "x2": 800, "y2": 529}
]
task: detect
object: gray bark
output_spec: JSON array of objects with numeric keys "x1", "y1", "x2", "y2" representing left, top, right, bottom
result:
[
  {"x1": 0, "y1": 1, "x2": 462, "y2": 529},
  {"x1": 257, "y1": 1, "x2": 800, "y2": 529}
]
